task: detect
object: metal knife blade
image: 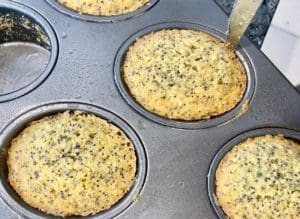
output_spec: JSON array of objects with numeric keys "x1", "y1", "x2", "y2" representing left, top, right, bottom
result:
[{"x1": 227, "y1": 0, "x2": 263, "y2": 48}]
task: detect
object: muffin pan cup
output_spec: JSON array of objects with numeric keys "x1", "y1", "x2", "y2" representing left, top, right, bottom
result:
[
  {"x1": 45, "y1": 0, "x2": 160, "y2": 23},
  {"x1": 207, "y1": 127, "x2": 300, "y2": 218},
  {"x1": 114, "y1": 21, "x2": 256, "y2": 129},
  {"x1": 0, "y1": 0, "x2": 299, "y2": 218},
  {"x1": 0, "y1": 0, "x2": 58, "y2": 102},
  {"x1": 0, "y1": 102, "x2": 147, "y2": 219}
]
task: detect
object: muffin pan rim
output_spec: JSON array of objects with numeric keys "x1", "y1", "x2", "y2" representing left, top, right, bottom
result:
[
  {"x1": 0, "y1": 101, "x2": 148, "y2": 219},
  {"x1": 114, "y1": 21, "x2": 256, "y2": 129},
  {"x1": 207, "y1": 127, "x2": 300, "y2": 219},
  {"x1": 0, "y1": 0, "x2": 58, "y2": 103},
  {"x1": 44, "y1": 0, "x2": 160, "y2": 23}
]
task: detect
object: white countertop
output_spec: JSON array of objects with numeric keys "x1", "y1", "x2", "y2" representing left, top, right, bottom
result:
[{"x1": 262, "y1": 0, "x2": 300, "y2": 88}]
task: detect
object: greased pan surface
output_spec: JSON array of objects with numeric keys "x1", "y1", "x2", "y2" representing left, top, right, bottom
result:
[{"x1": 0, "y1": 0, "x2": 299, "y2": 218}]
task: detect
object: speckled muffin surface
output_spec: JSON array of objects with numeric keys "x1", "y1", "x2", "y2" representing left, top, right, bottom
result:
[
  {"x1": 7, "y1": 111, "x2": 137, "y2": 216},
  {"x1": 122, "y1": 29, "x2": 247, "y2": 121},
  {"x1": 57, "y1": 0, "x2": 150, "y2": 16},
  {"x1": 216, "y1": 135, "x2": 300, "y2": 219}
]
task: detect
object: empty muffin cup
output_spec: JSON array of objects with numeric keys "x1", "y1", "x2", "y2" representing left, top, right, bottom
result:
[{"x1": 0, "y1": 1, "x2": 58, "y2": 102}]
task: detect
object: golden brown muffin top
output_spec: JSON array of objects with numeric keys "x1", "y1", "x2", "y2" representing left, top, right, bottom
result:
[
  {"x1": 123, "y1": 29, "x2": 247, "y2": 121},
  {"x1": 8, "y1": 111, "x2": 136, "y2": 216},
  {"x1": 216, "y1": 135, "x2": 300, "y2": 219},
  {"x1": 58, "y1": 0, "x2": 150, "y2": 16}
]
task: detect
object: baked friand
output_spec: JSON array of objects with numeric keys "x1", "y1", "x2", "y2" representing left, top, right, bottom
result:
[
  {"x1": 58, "y1": 0, "x2": 150, "y2": 16},
  {"x1": 122, "y1": 29, "x2": 247, "y2": 121},
  {"x1": 7, "y1": 111, "x2": 137, "y2": 216},
  {"x1": 216, "y1": 135, "x2": 300, "y2": 219}
]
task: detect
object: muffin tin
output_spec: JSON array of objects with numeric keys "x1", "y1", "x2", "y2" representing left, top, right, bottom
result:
[{"x1": 0, "y1": 0, "x2": 299, "y2": 218}]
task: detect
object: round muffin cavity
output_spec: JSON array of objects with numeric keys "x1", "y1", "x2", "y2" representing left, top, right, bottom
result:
[
  {"x1": 7, "y1": 111, "x2": 137, "y2": 216},
  {"x1": 57, "y1": 0, "x2": 150, "y2": 16},
  {"x1": 216, "y1": 135, "x2": 300, "y2": 219},
  {"x1": 122, "y1": 29, "x2": 247, "y2": 121},
  {"x1": 0, "y1": 3, "x2": 57, "y2": 102}
]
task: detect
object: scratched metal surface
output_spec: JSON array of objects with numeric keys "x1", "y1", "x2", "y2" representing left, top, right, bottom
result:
[{"x1": 0, "y1": 0, "x2": 299, "y2": 218}]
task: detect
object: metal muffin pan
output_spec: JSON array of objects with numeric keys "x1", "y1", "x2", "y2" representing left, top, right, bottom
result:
[
  {"x1": 0, "y1": 0, "x2": 299, "y2": 218},
  {"x1": 207, "y1": 127, "x2": 300, "y2": 218},
  {"x1": 0, "y1": 0, "x2": 58, "y2": 103}
]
